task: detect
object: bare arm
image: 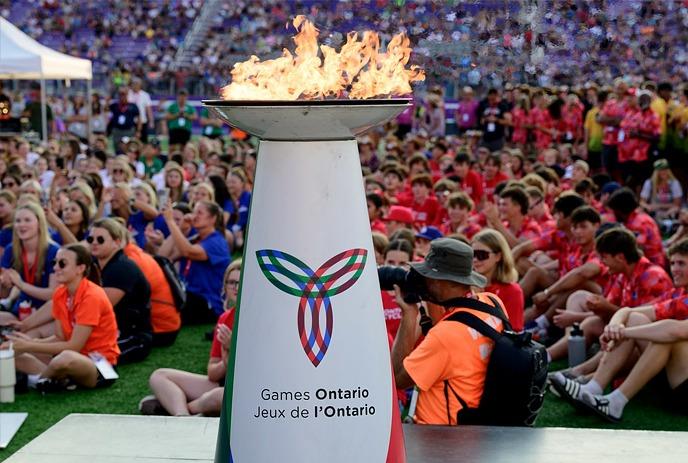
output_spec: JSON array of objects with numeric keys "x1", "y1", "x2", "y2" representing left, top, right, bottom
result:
[
  {"x1": 165, "y1": 215, "x2": 208, "y2": 261},
  {"x1": 391, "y1": 286, "x2": 419, "y2": 390},
  {"x1": 8, "y1": 323, "x2": 93, "y2": 356},
  {"x1": 103, "y1": 287, "x2": 126, "y2": 307},
  {"x1": 622, "y1": 319, "x2": 688, "y2": 344}
]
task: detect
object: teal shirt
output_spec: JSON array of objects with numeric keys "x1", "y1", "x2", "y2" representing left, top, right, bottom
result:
[
  {"x1": 167, "y1": 102, "x2": 195, "y2": 131},
  {"x1": 201, "y1": 108, "x2": 223, "y2": 136}
]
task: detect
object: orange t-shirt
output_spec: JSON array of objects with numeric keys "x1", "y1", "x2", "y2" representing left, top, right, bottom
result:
[
  {"x1": 403, "y1": 292, "x2": 505, "y2": 425},
  {"x1": 52, "y1": 278, "x2": 120, "y2": 365},
  {"x1": 124, "y1": 243, "x2": 181, "y2": 334}
]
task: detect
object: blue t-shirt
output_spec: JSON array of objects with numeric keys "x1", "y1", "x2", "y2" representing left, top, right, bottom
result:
[
  {"x1": 0, "y1": 227, "x2": 12, "y2": 248},
  {"x1": 127, "y1": 211, "x2": 150, "y2": 249},
  {"x1": 226, "y1": 191, "x2": 251, "y2": 233},
  {"x1": 153, "y1": 215, "x2": 196, "y2": 239},
  {"x1": 180, "y1": 230, "x2": 230, "y2": 315},
  {"x1": 50, "y1": 229, "x2": 62, "y2": 245},
  {"x1": 1, "y1": 242, "x2": 60, "y2": 314}
]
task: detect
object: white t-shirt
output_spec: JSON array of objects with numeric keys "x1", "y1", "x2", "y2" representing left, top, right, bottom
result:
[
  {"x1": 128, "y1": 89, "x2": 152, "y2": 124},
  {"x1": 640, "y1": 178, "x2": 683, "y2": 204}
]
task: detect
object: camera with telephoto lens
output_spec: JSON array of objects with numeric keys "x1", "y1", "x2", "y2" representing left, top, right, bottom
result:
[{"x1": 377, "y1": 266, "x2": 427, "y2": 304}]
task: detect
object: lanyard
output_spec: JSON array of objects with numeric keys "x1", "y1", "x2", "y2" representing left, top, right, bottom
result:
[{"x1": 21, "y1": 248, "x2": 39, "y2": 286}]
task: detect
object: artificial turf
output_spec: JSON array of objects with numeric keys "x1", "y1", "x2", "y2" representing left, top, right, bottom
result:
[{"x1": 2, "y1": 328, "x2": 688, "y2": 461}]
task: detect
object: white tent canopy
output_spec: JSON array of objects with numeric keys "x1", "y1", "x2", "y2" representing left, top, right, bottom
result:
[
  {"x1": 0, "y1": 16, "x2": 93, "y2": 141},
  {"x1": 0, "y1": 16, "x2": 92, "y2": 79}
]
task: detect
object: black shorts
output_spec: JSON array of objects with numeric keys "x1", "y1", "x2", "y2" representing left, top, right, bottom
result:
[{"x1": 169, "y1": 128, "x2": 191, "y2": 146}]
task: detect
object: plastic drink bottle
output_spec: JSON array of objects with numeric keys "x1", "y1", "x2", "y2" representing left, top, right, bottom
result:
[{"x1": 568, "y1": 323, "x2": 586, "y2": 367}]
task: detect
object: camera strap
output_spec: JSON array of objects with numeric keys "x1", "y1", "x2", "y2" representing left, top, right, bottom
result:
[{"x1": 438, "y1": 295, "x2": 512, "y2": 332}]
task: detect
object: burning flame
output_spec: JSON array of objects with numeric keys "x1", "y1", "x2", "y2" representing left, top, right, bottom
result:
[{"x1": 221, "y1": 16, "x2": 425, "y2": 100}]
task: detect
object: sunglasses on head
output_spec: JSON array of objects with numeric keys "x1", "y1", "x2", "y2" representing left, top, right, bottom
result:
[
  {"x1": 86, "y1": 235, "x2": 106, "y2": 245},
  {"x1": 51, "y1": 258, "x2": 68, "y2": 269},
  {"x1": 473, "y1": 249, "x2": 493, "y2": 261}
]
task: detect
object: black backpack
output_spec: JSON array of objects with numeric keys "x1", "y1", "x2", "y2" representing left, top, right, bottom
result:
[
  {"x1": 153, "y1": 255, "x2": 186, "y2": 312},
  {"x1": 440, "y1": 295, "x2": 548, "y2": 427}
]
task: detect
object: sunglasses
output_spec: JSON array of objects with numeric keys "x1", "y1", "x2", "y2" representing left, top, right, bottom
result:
[
  {"x1": 86, "y1": 235, "x2": 106, "y2": 245},
  {"x1": 51, "y1": 258, "x2": 68, "y2": 269},
  {"x1": 473, "y1": 249, "x2": 493, "y2": 261},
  {"x1": 22, "y1": 173, "x2": 33, "y2": 179},
  {"x1": 226, "y1": 279, "x2": 240, "y2": 287},
  {"x1": 113, "y1": 169, "x2": 125, "y2": 174}
]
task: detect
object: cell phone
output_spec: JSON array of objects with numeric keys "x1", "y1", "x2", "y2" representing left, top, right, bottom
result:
[{"x1": 158, "y1": 187, "x2": 170, "y2": 208}]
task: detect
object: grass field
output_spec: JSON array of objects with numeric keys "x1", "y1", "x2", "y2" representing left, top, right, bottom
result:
[{"x1": 2, "y1": 327, "x2": 688, "y2": 462}]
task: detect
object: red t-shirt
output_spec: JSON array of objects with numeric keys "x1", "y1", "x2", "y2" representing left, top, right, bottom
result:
[
  {"x1": 483, "y1": 172, "x2": 509, "y2": 202},
  {"x1": 531, "y1": 106, "x2": 554, "y2": 150},
  {"x1": 605, "y1": 257, "x2": 673, "y2": 308},
  {"x1": 600, "y1": 99, "x2": 627, "y2": 146},
  {"x1": 460, "y1": 169, "x2": 484, "y2": 205},
  {"x1": 408, "y1": 196, "x2": 440, "y2": 229},
  {"x1": 381, "y1": 291, "x2": 402, "y2": 339},
  {"x1": 511, "y1": 107, "x2": 530, "y2": 145},
  {"x1": 617, "y1": 108, "x2": 661, "y2": 163},
  {"x1": 625, "y1": 209, "x2": 666, "y2": 267},
  {"x1": 484, "y1": 282, "x2": 524, "y2": 331},
  {"x1": 654, "y1": 288, "x2": 688, "y2": 320},
  {"x1": 439, "y1": 220, "x2": 481, "y2": 240},
  {"x1": 210, "y1": 309, "x2": 235, "y2": 359},
  {"x1": 507, "y1": 216, "x2": 542, "y2": 242},
  {"x1": 370, "y1": 218, "x2": 387, "y2": 234}
]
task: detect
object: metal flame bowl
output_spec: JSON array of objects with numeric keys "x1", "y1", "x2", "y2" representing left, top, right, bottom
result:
[{"x1": 202, "y1": 99, "x2": 411, "y2": 141}]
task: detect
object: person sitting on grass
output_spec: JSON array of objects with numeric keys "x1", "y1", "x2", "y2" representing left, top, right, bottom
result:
[
  {"x1": 528, "y1": 206, "x2": 607, "y2": 340},
  {"x1": 0, "y1": 201, "x2": 60, "y2": 338},
  {"x1": 138, "y1": 259, "x2": 242, "y2": 416},
  {"x1": 471, "y1": 229, "x2": 525, "y2": 331},
  {"x1": 546, "y1": 228, "x2": 673, "y2": 363},
  {"x1": 1, "y1": 243, "x2": 119, "y2": 392},
  {"x1": 552, "y1": 239, "x2": 688, "y2": 421},
  {"x1": 89, "y1": 218, "x2": 152, "y2": 364}
]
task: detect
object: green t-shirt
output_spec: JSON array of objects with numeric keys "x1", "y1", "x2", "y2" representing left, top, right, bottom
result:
[
  {"x1": 25, "y1": 101, "x2": 53, "y2": 134},
  {"x1": 140, "y1": 156, "x2": 163, "y2": 178},
  {"x1": 167, "y1": 102, "x2": 195, "y2": 131},
  {"x1": 201, "y1": 107, "x2": 223, "y2": 136}
]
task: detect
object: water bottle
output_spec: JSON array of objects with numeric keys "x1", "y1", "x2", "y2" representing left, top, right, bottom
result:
[
  {"x1": 0, "y1": 346, "x2": 16, "y2": 403},
  {"x1": 568, "y1": 323, "x2": 586, "y2": 368}
]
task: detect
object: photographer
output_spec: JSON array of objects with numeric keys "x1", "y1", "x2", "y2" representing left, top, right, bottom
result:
[{"x1": 389, "y1": 238, "x2": 506, "y2": 425}]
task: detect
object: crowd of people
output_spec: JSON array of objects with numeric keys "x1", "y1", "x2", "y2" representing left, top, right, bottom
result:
[
  {"x1": 4, "y1": 1, "x2": 688, "y2": 95},
  {"x1": 0, "y1": 68, "x2": 687, "y2": 426}
]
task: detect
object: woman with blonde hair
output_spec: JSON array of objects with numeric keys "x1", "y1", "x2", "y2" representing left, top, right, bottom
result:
[
  {"x1": 471, "y1": 229, "x2": 525, "y2": 331},
  {"x1": 68, "y1": 181, "x2": 98, "y2": 219},
  {"x1": 640, "y1": 158, "x2": 683, "y2": 220},
  {"x1": 190, "y1": 182, "x2": 215, "y2": 208},
  {"x1": 111, "y1": 156, "x2": 135, "y2": 186},
  {"x1": 0, "y1": 201, "x2": 60, "y2": 335}
]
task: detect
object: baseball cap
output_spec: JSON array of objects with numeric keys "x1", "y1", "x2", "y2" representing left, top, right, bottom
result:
[
  {"x1": 601, "y1": 181, "x2": 621, "y2": 195},
  {"x1": 416, "y1": 226, "x2": 443, "y2": 241},
  {"x1": 410, "y1": 238, "x2": 487, "y2": 288},
  {"x1": 382, "y1": 206, "x2": 414, "y2": 224}
]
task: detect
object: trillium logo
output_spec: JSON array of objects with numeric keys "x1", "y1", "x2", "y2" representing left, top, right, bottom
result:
[{"x1": 256, "y1": 248, "x2": 367, "y2": 367}]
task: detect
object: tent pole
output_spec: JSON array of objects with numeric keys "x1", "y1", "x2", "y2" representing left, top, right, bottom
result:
[
  {"x1": 86, "y1": 80, "x2": 93, "y2": 144},
  {"x1": 40, "y1": 78, "x2": 48, "y2": 142}
]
